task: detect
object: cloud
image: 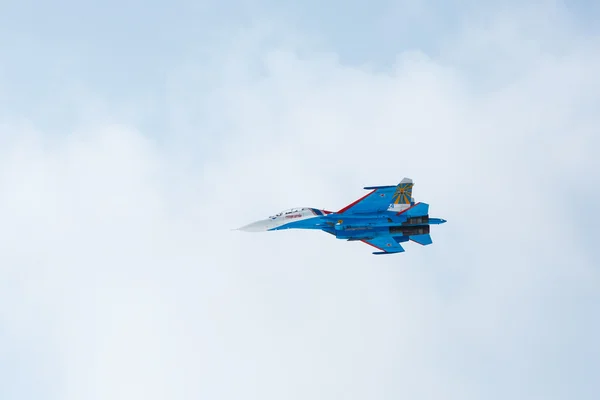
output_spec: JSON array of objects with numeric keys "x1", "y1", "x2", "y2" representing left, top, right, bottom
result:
[{"x1": 1, "y1": 4, "x2": 599, "y2": 400}]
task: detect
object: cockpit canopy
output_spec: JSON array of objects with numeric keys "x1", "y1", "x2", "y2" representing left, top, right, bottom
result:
[{"x1": 269, "y1": 207, "x2": 309, "y2": 219}]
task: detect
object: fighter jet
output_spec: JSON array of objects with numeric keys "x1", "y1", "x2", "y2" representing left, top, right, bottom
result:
[{"x1": 237, "y1": 178, "x2": 446, "y2": 254}]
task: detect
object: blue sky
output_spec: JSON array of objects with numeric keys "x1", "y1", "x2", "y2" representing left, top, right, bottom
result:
[{"x1": 1, "y1": 1, "x2": 599, "y2": 399}]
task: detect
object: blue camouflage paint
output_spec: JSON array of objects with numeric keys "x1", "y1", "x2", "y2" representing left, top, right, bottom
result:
[{"x1": 239, "y1": 178, "x2": 446, "y2": 255}]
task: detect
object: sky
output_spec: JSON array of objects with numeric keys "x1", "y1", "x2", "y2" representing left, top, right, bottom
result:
[{"x1": 1, "y1": 0, "x2": 599, "y2": 399}]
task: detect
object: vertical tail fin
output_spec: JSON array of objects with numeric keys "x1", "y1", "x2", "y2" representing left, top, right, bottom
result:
[
  {"x1": 387, "y1": 178, "x2": 414, "y2": 212},
  {"x1": 392, "y1": 178, "x2": 413, "y2": 205},
  {"x1": 410, "y1": 234, "x2": 433, "y2": 246}
]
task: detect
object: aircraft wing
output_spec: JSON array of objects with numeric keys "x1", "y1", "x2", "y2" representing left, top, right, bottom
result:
[
  {"x1": 337, "y1": 178, "x2": 413, "y2": 215},
  {"x1": 360, "y1": 236, "x2": 405, "y2": 255}
]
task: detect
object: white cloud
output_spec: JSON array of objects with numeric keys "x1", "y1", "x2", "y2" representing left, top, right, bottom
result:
[{"x1": 1, "y1": 5, "x2": 599, "y2": 400}]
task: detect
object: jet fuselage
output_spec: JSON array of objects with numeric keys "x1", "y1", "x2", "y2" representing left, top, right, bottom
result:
[{"x1": 237, "y1": 178, "x2": 446, "y2": 254}]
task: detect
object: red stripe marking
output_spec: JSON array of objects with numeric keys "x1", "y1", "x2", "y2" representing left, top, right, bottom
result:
[
  {"x1": 396, "y1": 202, "x2": 420, "y2": 216},
  {"x1": 337, "y1": 190, "x2": 376, "y2": 213},
  {"x1": 360, "y1": 239, "x2": 385, "y2": 252}
]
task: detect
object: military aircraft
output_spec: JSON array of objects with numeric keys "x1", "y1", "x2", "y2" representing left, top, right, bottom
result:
[{"x1": 237, "y1": 178, "x2": 446, "y2": 254}]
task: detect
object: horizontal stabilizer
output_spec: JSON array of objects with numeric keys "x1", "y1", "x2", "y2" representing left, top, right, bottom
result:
[
  {"x1": 360, "y1": 236, "x2": 405, "y2": 254},
  {"x1": 398, "y1": 202, "x2": 429, "y2": 216},
  {"x1": 410, "y1": 234, "x2": 432, "y2": 246}
]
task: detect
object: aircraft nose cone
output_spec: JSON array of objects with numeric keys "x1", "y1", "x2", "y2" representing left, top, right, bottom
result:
[
  {"x1": 440, "y1": 219, "x2": 447, "y2": 224},
  {"x1": 238, "y1": 219, "x2": 275, "y2": 232}
]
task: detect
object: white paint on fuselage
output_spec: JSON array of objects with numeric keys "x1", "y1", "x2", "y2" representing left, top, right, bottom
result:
[
  {"x1": 239, "y1": 207, "x2": 319, "y2": 232},
  {"x1": 387, "y1": 203, "x2": 411, "y2": 212}
]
